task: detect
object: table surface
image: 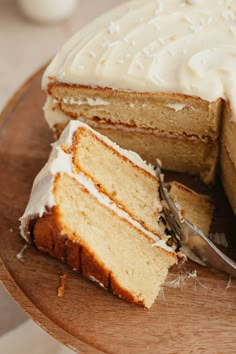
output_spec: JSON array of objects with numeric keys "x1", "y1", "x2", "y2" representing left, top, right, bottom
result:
[{"x1": 0, "y1": 0, "x2": 123, "y2": 352}]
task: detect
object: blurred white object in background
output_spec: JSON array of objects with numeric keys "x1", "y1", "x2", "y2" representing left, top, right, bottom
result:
[{"x1": 17, "y1": 0, "x2": 79, "y2": 24}]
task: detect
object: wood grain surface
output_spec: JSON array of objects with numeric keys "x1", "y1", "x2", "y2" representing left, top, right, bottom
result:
[{"x1": 0, "y1": 68, "x2": 235, "y2": 354}]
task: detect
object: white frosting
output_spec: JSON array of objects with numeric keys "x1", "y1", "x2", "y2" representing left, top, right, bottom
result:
[
  {"x1": 42, "y1": 0, "x2": 236, "y2": 120},
  {"x1": 62, "y1": 97, "x2": 110, "y2": 106},
  {"x1": 151, "y1": 239, "x2": 175, "y2": 253},
  {"x1": 43, "y1": 96, "x2": 109, "y2": 129},
  {"x1": 43, "y1": 97, "x2": 70, "y2": 129},
  {"x1": 165, "y1": 103, "x2": 187, "y2": 112},
  {"x1": 20, "y1": 120, "x2": 174, "y2": 254}
]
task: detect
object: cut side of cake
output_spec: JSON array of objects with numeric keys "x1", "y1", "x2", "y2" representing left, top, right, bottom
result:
[
  {"x1": 71, "y1": 122, "x2": 164, "y2": 236},
  {"x1": 44, "y1": 95, "x2": 220, "y2": 183},
  {"x1": 41, "y1": 0, "x2": 236, "y2": 184},
  {"x1": 221, "y1": 102, "x2": 236, "y2": 214},
  {"x1": 20, "y1": 120, "x2": 177, "y2": 308},
  {"x1": 168, "y1": 181, "x2": 214, "y2": 236}
]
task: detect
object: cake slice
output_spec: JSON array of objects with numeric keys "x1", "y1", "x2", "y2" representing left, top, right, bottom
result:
[
  {"x1": 70, "y1": 121, "x2": 166, "y2": 236},
  {"x1": 168, "y1": 181, "x2": 214, "y2": 235},
  {"x1": 20, "y1": 120, "x2": 176, "y2": 308}
]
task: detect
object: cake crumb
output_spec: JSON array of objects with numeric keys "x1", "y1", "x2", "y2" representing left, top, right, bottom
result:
[
  {"x1": 176, "y1": 250, "x2": 188, "y2": 264},
  {"x1": 16, "y1": 245, "x2": 29, "y2": 262},
  {"x1": 164, "y1": 270, "x2": 206, "y2": 289},
  {"x1": 225, "y1": 276, "x2": 232, "y2": 290},
  {"x1": 58, "y1": 274, "x2": 67, "y2": 297},
  {"x1": 9, "y1": 228, "x2": 13, "y2": 233}
]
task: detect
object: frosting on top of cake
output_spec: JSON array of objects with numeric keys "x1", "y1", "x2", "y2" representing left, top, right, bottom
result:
[
  {"x1": 42, "y1": 0, "x2": 236, "y2": 118},
  {"x1": 20, "y1": 121, "x2": 174, "y2": 253}
]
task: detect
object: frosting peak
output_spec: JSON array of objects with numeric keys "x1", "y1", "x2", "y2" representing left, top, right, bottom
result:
[{"x1": 43, "y1": 0, "x2": 236, "y2": 118}]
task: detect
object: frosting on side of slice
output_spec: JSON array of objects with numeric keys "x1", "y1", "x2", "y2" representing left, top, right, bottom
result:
[
  {"x1": 43, "y1": 0, "x2": 236, "y2": 119},
  {"x1": 20, "y1": 121, "x2": 174, "y2": 254},
  {"x1": 43, "y1": 96, "x2": 70, "y2": 128}
]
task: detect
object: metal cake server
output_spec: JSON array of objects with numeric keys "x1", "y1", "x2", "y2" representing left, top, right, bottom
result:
[{"x1": 155, "y1": 161, "x2": 236, "y2": 278}]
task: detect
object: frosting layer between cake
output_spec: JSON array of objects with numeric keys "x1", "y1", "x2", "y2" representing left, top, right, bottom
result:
[
  {"x1": 43, "y1": 96, "x2": 213, "y2": 142},
  {"x1": 42, "y1": 0, "x2": 236, "y2": 118}
]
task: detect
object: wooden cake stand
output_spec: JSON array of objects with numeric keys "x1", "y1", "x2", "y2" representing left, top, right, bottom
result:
[{"x1": 0, "y1": 68, "x2": 235, "y2": 354}]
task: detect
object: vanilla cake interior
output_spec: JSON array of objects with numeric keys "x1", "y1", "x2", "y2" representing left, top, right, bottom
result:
[
  {"x1": 20, "y1": 120, "x2": 177, "y2": 308},
  {"x1": 168, "y1": 181, "x2": 214, "y2": 235},
  {"x1": 44, "y1": 94, "x2": 220, "y2": 184},
  {"x1": 71, "y1": 124, "x2": 163, "y2": 236},
  {"x1": 221, "y1": 102, "x2": 236, "y2": 214},
  {"x1": 41, "y1": 0, "x2": 236, "y2": 214}
]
